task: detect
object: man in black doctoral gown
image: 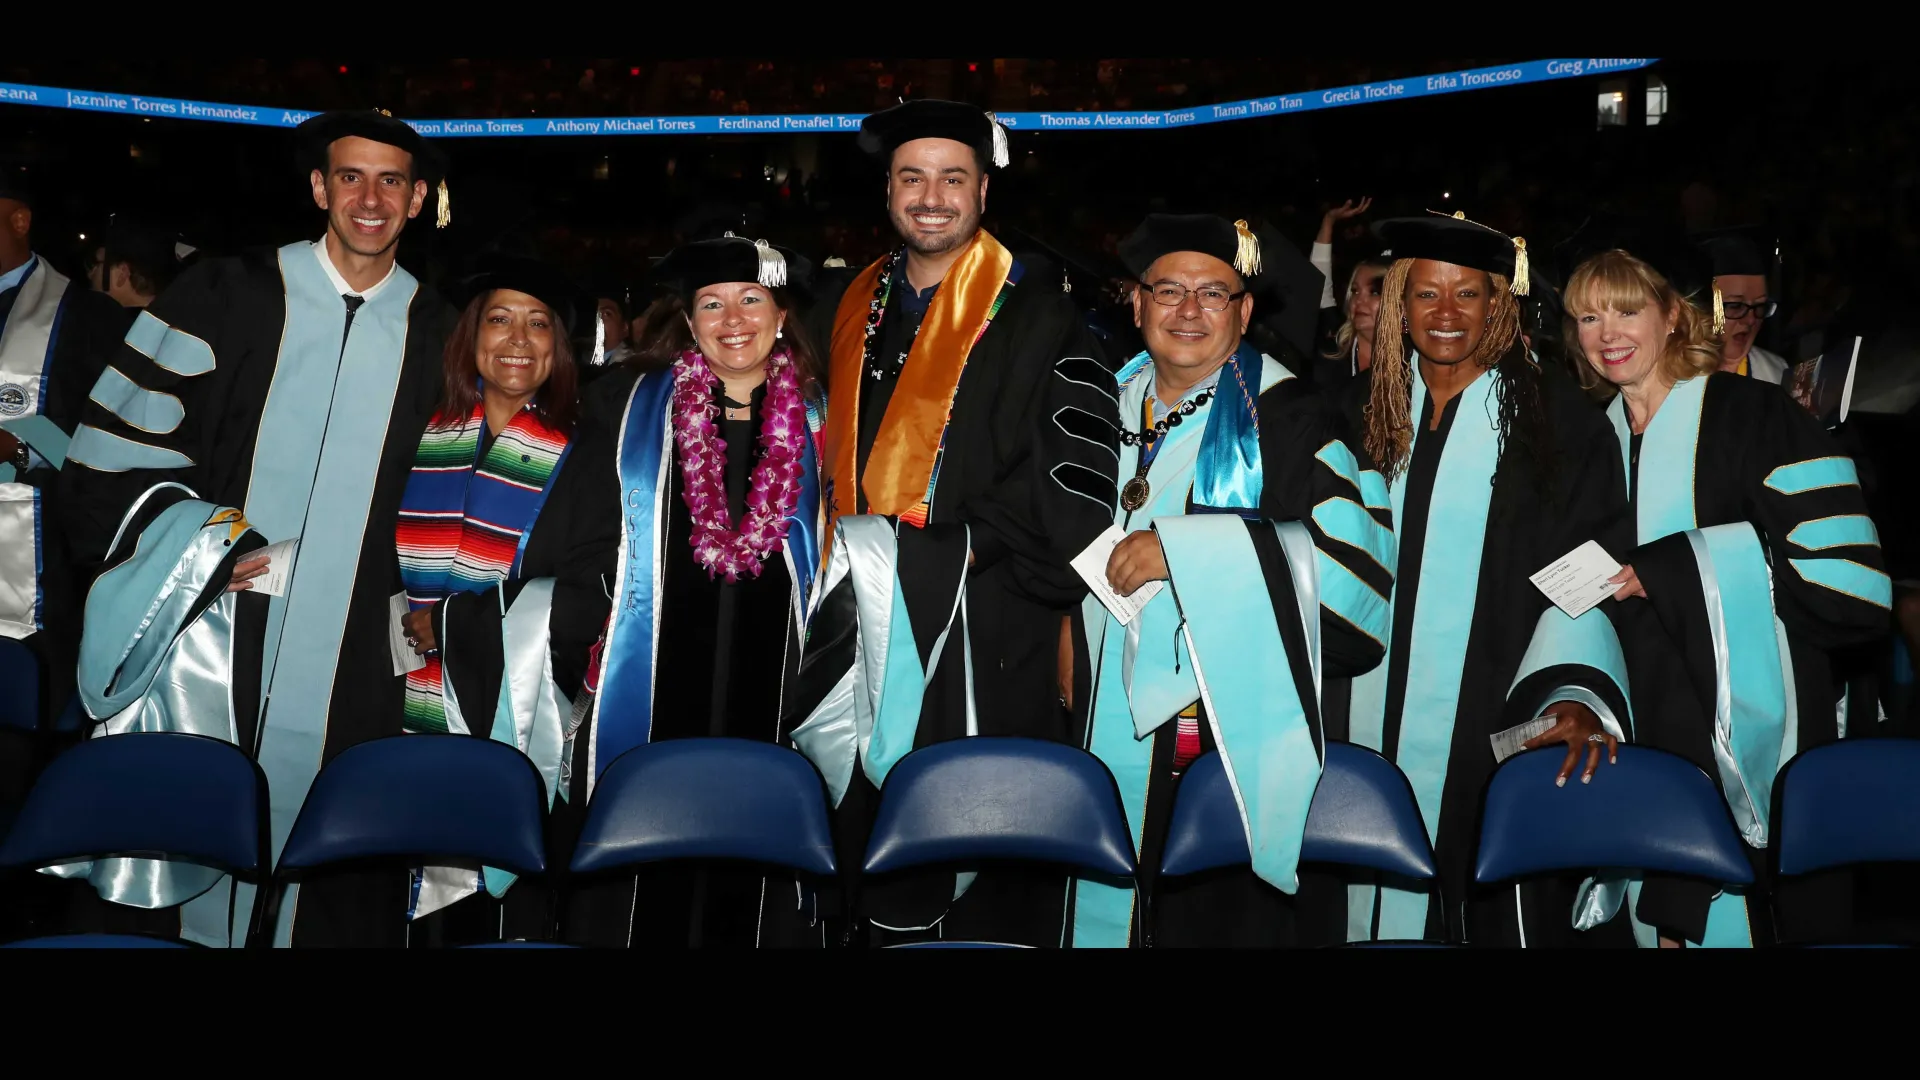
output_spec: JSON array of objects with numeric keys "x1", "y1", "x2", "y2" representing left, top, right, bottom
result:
[
  {"x1": 58, "y1": 110, "x2": 456, "y2": 947},
  {"x1": 786, "y1": 100, "x2": 1119, "y2": 945}
]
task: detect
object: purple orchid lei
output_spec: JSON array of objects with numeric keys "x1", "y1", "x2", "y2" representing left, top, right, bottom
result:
[{"x1": 670, "y1": 346, "x2": 807, "y2": 582}]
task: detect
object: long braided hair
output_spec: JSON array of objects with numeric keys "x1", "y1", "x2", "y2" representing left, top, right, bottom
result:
[{"x1": 1362, "y1": 259, "x2": 1558, "y2": 504}]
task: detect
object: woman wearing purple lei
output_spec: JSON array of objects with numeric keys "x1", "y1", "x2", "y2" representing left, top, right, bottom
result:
[{"x1": 563, "y1": 234, "x2": 829, "y2": 948}]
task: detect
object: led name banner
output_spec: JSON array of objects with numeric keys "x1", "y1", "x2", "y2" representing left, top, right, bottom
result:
[{"x1": 0, "y1": 59, "x2": 1656, "y2": 139}]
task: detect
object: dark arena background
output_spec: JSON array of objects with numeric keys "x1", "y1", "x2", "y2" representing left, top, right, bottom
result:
[
  {"x1": 5, "y1": 56, "x2": 1920, "y2": 957},
  {"x1": 3, "y1": 56, "x2": 1917, "y2": 565}
]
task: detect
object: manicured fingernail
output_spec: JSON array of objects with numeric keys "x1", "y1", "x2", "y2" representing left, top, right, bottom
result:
[
  {"x1": 1582, "y1": 774, "x2": 1592, "y2": 785},
  {"x1": 1556, "y1": 776, "x2": 1566, "y2": 788}
]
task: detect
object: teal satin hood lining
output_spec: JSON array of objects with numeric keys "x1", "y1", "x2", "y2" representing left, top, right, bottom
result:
[
  {"x1": 1114, "y1": 343, "x2": 1265, "y2": 513},
  {"x1": 78, "y1": 496, "x2": 258, "y2": 720}
]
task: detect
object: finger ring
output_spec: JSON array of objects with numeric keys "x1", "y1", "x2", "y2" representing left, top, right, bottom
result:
[{"x1": 1586, "y1": 733, "x2": 1606, "y2": 744}]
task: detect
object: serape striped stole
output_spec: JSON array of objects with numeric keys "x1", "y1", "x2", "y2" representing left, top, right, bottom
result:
[{"x1": 397, "y1": 404, "x2": 571, "y2": 733}]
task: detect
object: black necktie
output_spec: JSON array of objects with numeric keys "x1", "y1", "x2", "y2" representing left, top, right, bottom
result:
[{"x1": 340, "y1": 294, "x2": 365, "y2": 360}]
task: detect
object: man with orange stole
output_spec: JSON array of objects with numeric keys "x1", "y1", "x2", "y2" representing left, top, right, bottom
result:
[{"x1": 787, "y1": 99, "x2": 1119, "y2": 946}]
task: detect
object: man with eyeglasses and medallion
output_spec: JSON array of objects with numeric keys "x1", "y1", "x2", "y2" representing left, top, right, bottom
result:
[{"x1": 1059, "y1": 214, "x2": 1396, "y2": 947}]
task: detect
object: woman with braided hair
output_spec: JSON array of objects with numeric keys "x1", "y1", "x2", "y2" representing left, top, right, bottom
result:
[{"x1": 1325, "y1": 213, "x2": 1646, "y2": 946}]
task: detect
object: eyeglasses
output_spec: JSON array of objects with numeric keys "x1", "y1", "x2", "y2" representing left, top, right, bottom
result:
[
  {"x1": 1722, "y1": 299, "x2": 1777, "y2": 320},
  {"x1": 1142, "y1": 281, "x2": 1247, "y2": 312}
]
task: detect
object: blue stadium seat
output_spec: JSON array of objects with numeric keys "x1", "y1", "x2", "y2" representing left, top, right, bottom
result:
[
  {"x1": 260, "y1": 735, "x2": 549, "y2": 947},
  {"x1": 1161, "y1": 744, "x2": 1437, "y2": 880},
  {"x1": 1158, "y1": 744, "x2": 1443, "y2": 947},
  {"x1": 1474, "y1": 745, "x2": 1753, "y2": 888},
  {"x1": 2, "y1": 934, "x2": 193, "y2": 949},
  {"x1": 1773, "y1": 738, "x2": 1920, "y2": 877},
  {"x1": 0, "y1": 731, "x2": 269, "y2": 947},
  {"x1": 862, "y1": 737, "x2": 1134, "y2": 948},
  {"x1": 570, "y1": 738, "x2": 835, "y2": 878},
  {"x1": 1772, "y1": 738, "x2": 1920, "y2": 947},
  {"x1": 864, "y1": 738, "x2": 1135, "y2": 878}
]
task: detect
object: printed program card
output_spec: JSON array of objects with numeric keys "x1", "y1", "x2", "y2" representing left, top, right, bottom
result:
[
  {"x1": 1490, "y1": 716, "x2": 1558, "y2": 763},
  {"x1": 1529, "y1": 540, "x2": 1623, "y2": 620},
  {"x1": 389, "y1": 591, "x2": 427, "y2": 676},
  {"x1": 1072, "y1": 524, "x2": 1166, "y2": 627},
  {"x1": 249, "y1": 538, "x2": 300, "y2": 598}
]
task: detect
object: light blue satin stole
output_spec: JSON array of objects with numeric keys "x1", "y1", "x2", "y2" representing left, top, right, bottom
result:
[{"x1": 1073, "y1": 347, "x2": 1324, "y2": 947}]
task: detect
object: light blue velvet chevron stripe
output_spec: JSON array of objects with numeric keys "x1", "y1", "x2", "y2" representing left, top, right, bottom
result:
[
  {"x1": 89, "y1": 365, "x2": 185, "y2": 435},
  {"x1": 1763, "y1": 456, "x2": 1858, "y2": 496},
  {"x1": 1314, "y1": 440, "x2": 1391, "y2": 510},
  {"x1": 123, "y1": 309, "x2": 216, "y2": 377},
  {"x1": 66, "y1": 424, "x2": 193, "y2": 472},
  {"x1": 1786, "y1": 515, "x2": 1879, "y2": 552},
  {"x1": 1311, "y1": 498, "x2": 1394, "y2": 572},
  {"x1": 1787, "y1": 556, "x2": 1891, "y2": 608}
]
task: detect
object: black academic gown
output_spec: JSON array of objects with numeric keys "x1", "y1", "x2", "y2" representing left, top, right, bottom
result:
[
  {"x1": 401, "y1": 419, "x2": 619, "y2": 947},
  {"x1": 552, "y1": 365, "x2": 827, "y2": 949},
  {"x1": 56, "y1": 246, "x2": 452, "y2": 946},
  {"x1": 1330, "y1": 360, "x2": 1643, "y2": 946},
  {"x1": 1620, "y1": 372, "x2": 1896, "y2": 945},
  {"x1": 804, "y1": 244, "x2": 1118, "y2": 946},
  {"x1": 1062, "y1": 372, "x2": 1393, "y2": 947}
]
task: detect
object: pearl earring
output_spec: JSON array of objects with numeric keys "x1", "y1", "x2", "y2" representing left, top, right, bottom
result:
[{"x1": 776, "y1": 326, "x2": 785, "y2": 340}]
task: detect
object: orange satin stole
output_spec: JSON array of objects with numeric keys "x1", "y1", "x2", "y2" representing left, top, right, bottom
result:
[{"x1": 820, "y1": 230, "x2": 1015, "y2": 564}]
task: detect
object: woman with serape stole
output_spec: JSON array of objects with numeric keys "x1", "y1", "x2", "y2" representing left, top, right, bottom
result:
[
  {"x1": 392, "y1": 254, "x2": 616, "y2": 943},
  {"x1": 1565, "y1": 249, "x2": 1892, "y2": 947},
  {"x1": 1063, "y1": 214, "x2": 1395, "y2": 948},
  {"x1": 1333, "y1": 212, "x2": 1641, "y2": 946},
  {"x1": 568, "y1": 234, "x2": 830, "y2": 947}
]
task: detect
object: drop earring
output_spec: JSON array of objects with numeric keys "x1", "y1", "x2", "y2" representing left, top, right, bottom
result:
[{"x1": 776, "y1": 326, "x2": 785, "y2": 340}]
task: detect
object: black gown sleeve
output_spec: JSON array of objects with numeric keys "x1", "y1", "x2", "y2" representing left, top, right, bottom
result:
[
  {"x1": 57, "y1": 259, "x2": 243, "y2": 583},
  {"x1": 1255, "y1": 379, "x2": 1393, "y2": 679},
  {"x1": 42, "y1": 289, "x2": 127, "y2": 436},
  {"x1": 1742, "y1": 383, "x2": 1892, "y2": 648},
  {"x1": 1499, "y1": 392, "x2": 1640, "y2": 737},
  {"x1": 952, "y1": 297, "x2": 1119, "y2": 608}
]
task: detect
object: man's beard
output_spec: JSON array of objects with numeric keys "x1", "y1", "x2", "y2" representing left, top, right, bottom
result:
[{"x1": 891, "y1": 202, "x2": 980, "y2": 256}]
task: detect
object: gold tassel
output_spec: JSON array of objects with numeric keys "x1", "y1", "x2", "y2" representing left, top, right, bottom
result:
[
  {"x1": 1232, "y1": 219, "x2": 1262, "y2": 278},
  {"x1": 1712, "y1": 284, "x2": 1725, "y2": 336},
  {"x1": 1511, "y1": 237, "x2": 1530, "y2": 297},
  {"x1": 436, "y1": 179, "x2": 451, "y2": 229}
]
